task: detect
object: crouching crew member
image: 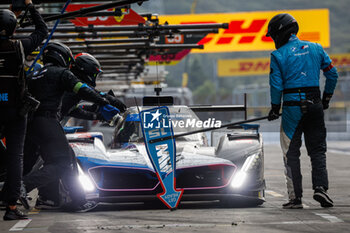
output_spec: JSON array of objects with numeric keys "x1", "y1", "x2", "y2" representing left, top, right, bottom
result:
[
  {"x1": 266, "y1": 13, "x2": 338, "y2": 209},
  {"x1": 20, "y1": 42, "x2": 110, "y2": 212},
  {"x1": 0, "y1": 0, "x2": 48, "y2": 221},
  {"x1": 61, "y1": 52, "x2": 127, "y2": 121},
  {"x1": 32, "y1": 53, "x2": 125, "y2": 212}
]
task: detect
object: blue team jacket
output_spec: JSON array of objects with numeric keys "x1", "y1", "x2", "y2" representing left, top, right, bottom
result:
[{"x1": 269, "y1": 34, "x2": 338, "y2": 105}]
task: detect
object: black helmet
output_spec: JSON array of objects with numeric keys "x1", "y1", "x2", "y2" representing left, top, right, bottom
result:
[
  {"x1": 42, "y1": 42, "x2": 74, "y2": 68},
  {"x1": 266, "y1": 13, "x2": 299, "y2": 49},
  {"x1": 0, "y1": 10, "x2": 17, "y2": 37},
  {"x1": 71, "y1": 53, "x2": 102, "y2": 87}
]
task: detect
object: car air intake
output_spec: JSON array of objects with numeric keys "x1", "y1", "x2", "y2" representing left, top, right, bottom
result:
[
  {"x1": 89, "y1": 167, "x2": 159, "y2": 190},
  {"x1": 89, "y1": 164, "x2": 235, "y2": 191},
  {"x1": 176, "y1": 164, "x2": 235, "y2": 189}
]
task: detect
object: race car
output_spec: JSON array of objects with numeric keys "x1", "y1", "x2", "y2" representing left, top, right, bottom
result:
[{"x1": 67, "y1": 97, "x2": 266, "y2": 207}]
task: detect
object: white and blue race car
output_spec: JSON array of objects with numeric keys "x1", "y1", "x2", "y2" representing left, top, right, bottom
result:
[{"x1": 67, "y1": 99, "x2": 266, "y2": 207}]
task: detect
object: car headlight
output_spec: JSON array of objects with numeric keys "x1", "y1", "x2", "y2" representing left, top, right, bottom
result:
[
  {"x1": 231, "y1": 152, "x2": 260, "y2": 188},
  {"x1": 77, "y1": 163, "x2": 95, "y2": 192},
  {"x1": 79, "y1": 174, "x2": 95, "y2": 192}
]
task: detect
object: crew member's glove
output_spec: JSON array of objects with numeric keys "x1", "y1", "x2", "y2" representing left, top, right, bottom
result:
[
  {"x1": 106, "y1": 95, "x2": 127, "y2": 112},
  {"x1": 99, "y1": 97, "x2": 109, "y2": 107},
  {"x1": 94, "y1": 112, "x2": 105, "y2": 121},
  {"x1": 100, "y1": 90, "x2": 127, "y2": 112},
  {"x1": 268, "y1": 104, "x2": 281, "y2": 121},
  {"x1": 99, "y1": 104, "x2": 120, "y2": 121},
  {"x1": 322, "y1": 92, "x2": 333, "y2": 110}
]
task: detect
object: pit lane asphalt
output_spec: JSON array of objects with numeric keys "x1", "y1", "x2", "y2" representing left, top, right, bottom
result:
[{"x1": 1, "y1": 144, "x2": 349, "y2": 233}]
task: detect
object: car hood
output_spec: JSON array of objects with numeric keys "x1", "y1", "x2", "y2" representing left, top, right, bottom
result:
[{"x1": 72, "y1": 139, "x2": 233, "y2": 171}]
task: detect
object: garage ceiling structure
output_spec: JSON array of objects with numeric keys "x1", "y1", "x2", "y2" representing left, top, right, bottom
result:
[{"x1": 1, "y1": 1, "x2": 228, "y2": 82}]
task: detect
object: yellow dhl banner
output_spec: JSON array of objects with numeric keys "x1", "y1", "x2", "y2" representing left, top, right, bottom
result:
[
  {"x1": 159, "y1": 9, "x2": 329, "y2": 53},
  {"x1": 218, "y1": 57, "x2": 270, "y2": 77},
  {"x1": 218, "y1": 53, "x2": 350, "y2": 77}
]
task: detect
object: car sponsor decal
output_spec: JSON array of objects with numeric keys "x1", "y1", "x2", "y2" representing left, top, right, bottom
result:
[
  {"x1": 140, "y1": 106, "x2": 184, "y2": 209},
  {"x1": 159, "y1": 9, "x2": 330, "y2": 52}
]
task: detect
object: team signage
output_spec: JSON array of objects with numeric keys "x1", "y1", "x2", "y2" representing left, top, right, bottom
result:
[
  {"x1": 159, "y1": 9, "x2": 330, "y2": 53},
  {"x1": 66, "y1": 4, "x2": 145, "y2": 26},
  {"x1": 147, "y1": 33, "x2": 209, "y2": 65},
  {"x1": 218, "y1": 53, "x2": 350, "y2": 77},
  {"x1": 140, "y1": 107, "x2": 183, "y2": 209},
  {"x1": 147, "y1": 49, "x2": 191, "y2": 66}
]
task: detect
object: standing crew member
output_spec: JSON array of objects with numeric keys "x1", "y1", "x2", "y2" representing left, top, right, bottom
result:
[
  {"x1": 0, "y1": 0, "x2": 47, "y2": 220},
  {"x1": 266, "y1": 13, "x2": 338, "y2": 209},
  {"x1": 20, "y1": 42, "x2": 110, "y2": 212}
]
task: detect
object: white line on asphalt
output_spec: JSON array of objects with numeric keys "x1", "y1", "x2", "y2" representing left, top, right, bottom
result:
[
  {"x1": 245, "y1": 220, "x2": 332, "y2": 225},
  {"x1": 77, "y1": 223, "x2": 235, "y2": 230},
  {"x1": 71, "y1": 219, "x2": 340, "y2": 231},
  {"x1": 314, "y1": 213, "x2": 344, "y2": 223},
  {"x1": 266, "y1": 190, "x2": 284, "y2": 197},
  {"x1": 9, "y1": 219, "x2": 32, "y2": 231},
  {"x1": 280, "y1": 221, "x2": 322, "y2": 224},
  {"x1": 328, "y1": 149, "x2": 350, "y2": 155}
]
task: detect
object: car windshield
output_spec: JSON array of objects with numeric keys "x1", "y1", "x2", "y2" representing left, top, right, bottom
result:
[{"x1": 112, "y1": 106, "x2": 207, "y2": 148}]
